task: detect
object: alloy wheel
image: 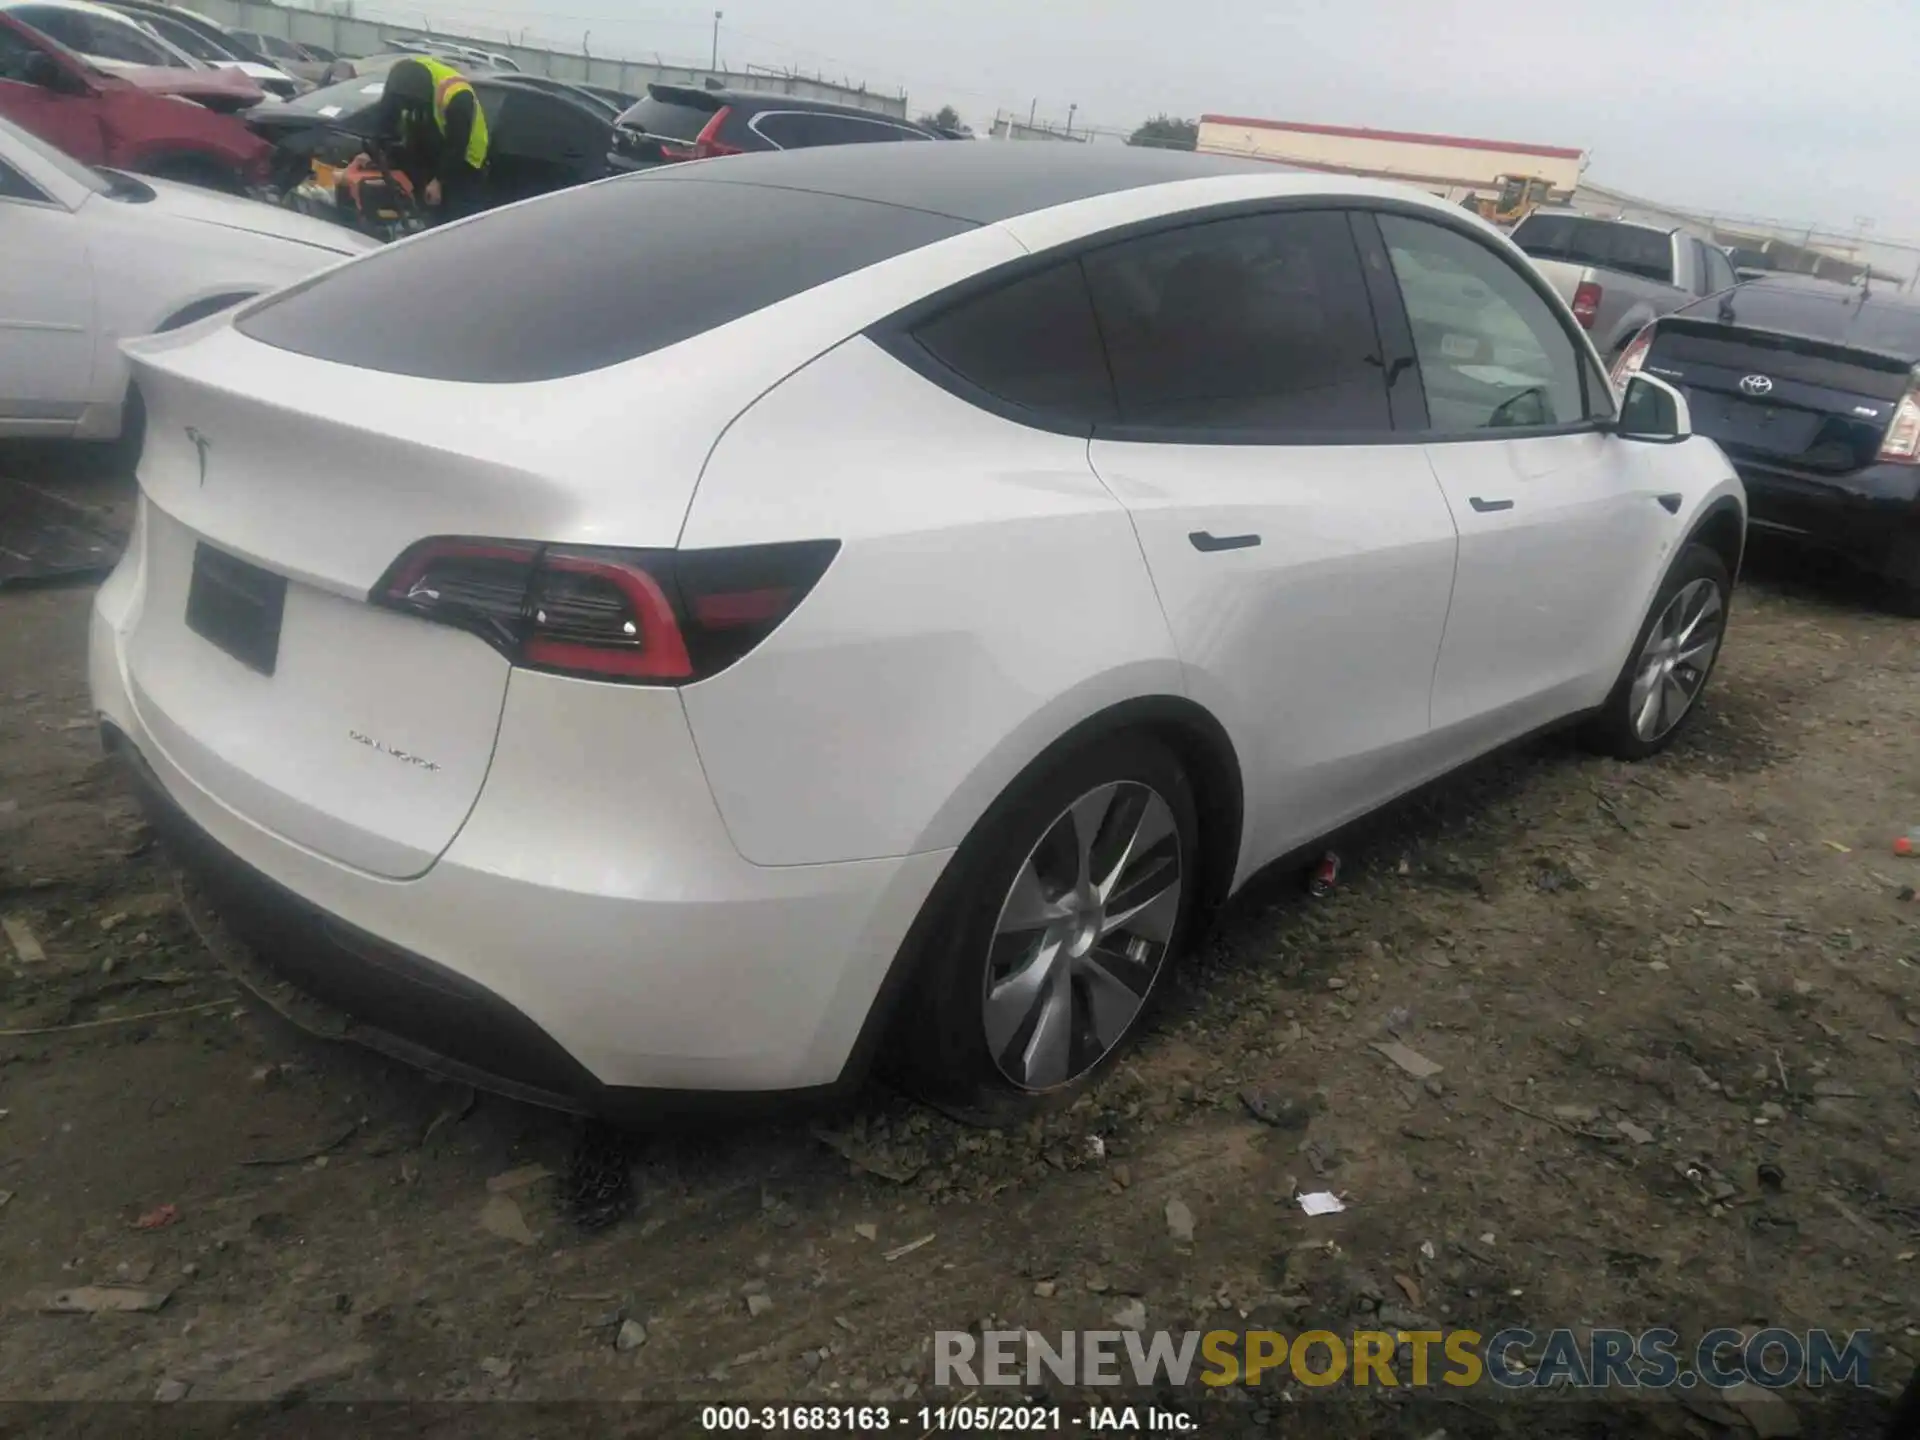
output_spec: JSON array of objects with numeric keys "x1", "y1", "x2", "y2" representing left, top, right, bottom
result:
[
  {"x1": 1629, "y1": 578, "x2": 1724, "y2": 741},
  {"x1": 982, "y1": 781, "x2": 1183, "y2": 1092}
]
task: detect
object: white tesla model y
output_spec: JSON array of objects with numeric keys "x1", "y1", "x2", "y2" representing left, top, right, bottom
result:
[{"x1": 90, "y1": 144, "x2": 1745, "y2": 1119}]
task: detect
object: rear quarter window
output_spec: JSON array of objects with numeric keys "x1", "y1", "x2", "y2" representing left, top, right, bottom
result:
[
  {"x1": 236, "y1": 177, "x2": 971, "y2": 382},
  {"x1": 906, "y1": 259, "x2": 1115, "y2": 427}
]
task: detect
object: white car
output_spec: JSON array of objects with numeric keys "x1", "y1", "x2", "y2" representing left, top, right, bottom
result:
[
  {"x1": 7, "y1": 0, "x2": 191, "y2": 76},
  {"x1": 98, "y1": 2, "x2": 303, "y2": 99},
  {"x1": 90, "y1": 145, "x2": 1745, "y2": 1119},
  {"x1": 0, "y1": 114, "x2": 375, "y2": 449}
]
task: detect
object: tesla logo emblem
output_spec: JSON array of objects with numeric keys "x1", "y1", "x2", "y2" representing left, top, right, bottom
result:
[
  {"x1": 1738, "y1": 374, "x2": 1774, "y2": 397},
  {"x1": 186, "y1": 427, "x2": 212, "y2": 486}
]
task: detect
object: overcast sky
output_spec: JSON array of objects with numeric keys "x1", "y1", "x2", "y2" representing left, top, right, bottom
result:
[{"x1": 403, "y1": 0, "x2": 1920, "y2": 239}]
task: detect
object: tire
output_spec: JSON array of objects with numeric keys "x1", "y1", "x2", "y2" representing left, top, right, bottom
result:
[
  {"x1": 1582, "y1": 542, "x2": 1732, "y2": 759},
  {"x1": 884, "y1": 732, "x2": 1200, "y2": 1125}
]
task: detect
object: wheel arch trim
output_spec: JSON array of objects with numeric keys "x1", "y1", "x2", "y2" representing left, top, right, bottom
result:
[
  {"x1": 836, "y1": 689, "x2": 1246, "y2": 1087},
  {"x1": 1685, "y1": 491, "x2": 1748, "y2": 581}
]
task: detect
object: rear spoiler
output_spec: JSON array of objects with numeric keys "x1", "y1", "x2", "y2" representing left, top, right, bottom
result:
[
  {"x1": 645, "y1": 81, "x2": 726, "y2": 111},
  {"x1": 1656, "y1": 315, "x2": 1917, "y2": 377}
]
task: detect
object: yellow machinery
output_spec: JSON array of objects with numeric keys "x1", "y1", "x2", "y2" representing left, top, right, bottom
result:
[{"x1": 1471, "y1": 174, "x2": 1555, "y2": 227}]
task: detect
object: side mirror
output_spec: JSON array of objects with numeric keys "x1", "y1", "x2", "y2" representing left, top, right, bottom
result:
[
  {"x1": 24, "y1": 51, "x2": 82, "y2": 93},
  {"x1": 1615, "y1": 372, "x2": 1691, "y2": 444}
]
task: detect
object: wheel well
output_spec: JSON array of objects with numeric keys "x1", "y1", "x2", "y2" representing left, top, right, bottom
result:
[
  {"x1": 157, "y1": 292, "x2": 255, "y2": 334},
  {"x1": 1025, "y1": 696, "x2": 1245, "y2": 927},
  {"x1": 1689, "y1": 499, "x2": 1746, "y2": 581},
  {"x1": 838, "y1": 693, "x2": 1246, "y2": 1091}
]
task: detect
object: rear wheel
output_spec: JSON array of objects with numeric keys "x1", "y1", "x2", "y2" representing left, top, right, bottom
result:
[
  {"x1": 886, "y1": 733, "x2": 1199, "y2": 1124},
  {"x1": 1582, "y1": 543, "x2": 1731, "y2": 759}
]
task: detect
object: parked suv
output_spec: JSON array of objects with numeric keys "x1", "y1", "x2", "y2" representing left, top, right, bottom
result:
[
  {"x1": 0, "y1": 13, "x2": 271, "y2": 188},
  {"x1": 607, "y1": 82, "x2": 940, "y2": 173}
]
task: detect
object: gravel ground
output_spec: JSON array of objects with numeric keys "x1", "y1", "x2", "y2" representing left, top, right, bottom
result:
[{"x1": 0, "y1": 527, "x2": 1914, "y2": 1438}]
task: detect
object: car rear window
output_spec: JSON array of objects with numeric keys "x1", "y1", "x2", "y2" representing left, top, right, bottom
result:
[
  {"x1": 236, "y1": 177, "x2": 972, "y2": 383},
  {"x1": 1672, "y1": 285, "x2": 1920, "y2": 359},
  {"x1": 1512, "y1": 215, "x2": 1674, "y2": 285},
  {"x1": 616, "y1": 93, "x2": 715, "y2": 140}
]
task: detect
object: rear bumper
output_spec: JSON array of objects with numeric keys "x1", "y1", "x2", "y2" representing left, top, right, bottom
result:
[
  {"x1": 1733, "y1": 459, "x2": 1920, "y2": 575},
  {"x1": 88, "y1": 556, "x2": 952, "y2": 1112},
  {"x1": 111, "y1": 725, "x2": 604, "y2": 1111}
]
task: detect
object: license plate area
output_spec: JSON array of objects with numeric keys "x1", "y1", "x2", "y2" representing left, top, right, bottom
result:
[
  {"x1": 186, "y1": 543, "x2": 286, "y2": 676},
  {"x1": 1685, "y1": 390, "x2": 1820, "y2": 454}
]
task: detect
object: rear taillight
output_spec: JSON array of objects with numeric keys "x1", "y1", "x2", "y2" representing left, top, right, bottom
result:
[
  {"x1": 1571, "y1": 280, "x2": 1602, "y2": 330},
  {"x1": 1878, "y1": 381, "x2": 1920, "y2": 464},
  {"x1": 693, "y1": 106, "x2": 742, "y2": 159},
  {"x1": 372, "y1": 538, "x2": 839, "y2": 684},
  {"x1": 1610, "y1": 326, "x2": 1655, "y2": 391}
]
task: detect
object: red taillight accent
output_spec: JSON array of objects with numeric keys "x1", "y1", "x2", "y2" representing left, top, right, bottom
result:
[
  {"x1": 372, "y1": 538, "x2": 839, "y2": 685},
  {"x1": 1610, "y1": 326, "x2": 1655, "y2": 391},
  {"x1": 1571, "y1": 280, "x2": 1602, "y2": 330},
  {"x1": 691, "y1": 585, "x2": 795, "y2": 628},
  {"x1": 1878, "y1": 382, "x2": 1920, "y2": 465},
  {"x1": 523, "y1": 552, "x2": 691, "y2": 679},
  {"x1": 385, "y1": 538, "x2": 536, "y2": 598},
  {"x1": 692, "y1": 106, "x2": 741, "y2": 159}
]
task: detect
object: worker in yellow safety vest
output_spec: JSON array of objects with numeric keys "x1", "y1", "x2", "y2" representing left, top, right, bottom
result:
[{"x1": 364, "y1": 56, "x2": 491, "y2": 224}]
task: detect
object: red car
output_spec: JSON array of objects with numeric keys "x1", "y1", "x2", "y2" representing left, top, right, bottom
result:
[{"x1": 0, "y1": 13, "x2": 270, "y2": 189}]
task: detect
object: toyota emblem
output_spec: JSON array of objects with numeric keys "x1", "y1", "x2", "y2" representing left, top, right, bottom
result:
[{"x1": 1738, "y1": 374, "x2": 1774, "y2": 397}]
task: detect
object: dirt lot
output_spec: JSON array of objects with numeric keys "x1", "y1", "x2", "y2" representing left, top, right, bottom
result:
[{"x1": 0, "y1": 501, "x2": 1915, "y2": 1436}]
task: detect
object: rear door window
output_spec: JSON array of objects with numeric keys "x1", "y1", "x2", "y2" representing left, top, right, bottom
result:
[
  {"x1": 907, "y1": 259, "x2": 1115, "y2": 427},
  {"x1": 496, "y1": 90, "x2": 605, "y2": 161},
  {"x1": 1080, "y1": 208, "x2": 1392, "y2": 436}
]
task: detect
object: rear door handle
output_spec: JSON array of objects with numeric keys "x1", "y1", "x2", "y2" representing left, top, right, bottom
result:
[
  {"x1": 1468, "y1": 496, "x2": 1513, "y2": 513},
  {"x1": 1189, "y1": 531, "x2": 1261, "y2": 552}
]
